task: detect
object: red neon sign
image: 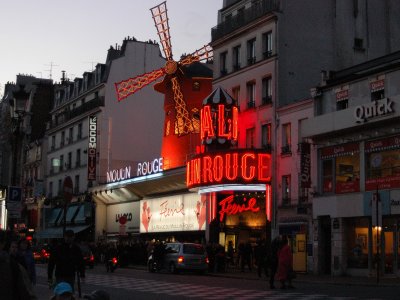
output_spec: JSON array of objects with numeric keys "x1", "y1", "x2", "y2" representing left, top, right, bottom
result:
[
  {"x1": 218, "y1": 195, "x2": 260, "y2": 222},
  {"x1": 186, "y1": 150, "x2": 271, "y2": 189},
  {"x1": 200, "y1": 104, "x2": 238, "y2": 142}
]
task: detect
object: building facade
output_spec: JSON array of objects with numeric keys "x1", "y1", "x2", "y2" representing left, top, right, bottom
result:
[{"x1": 303, "y1": 51, "x2": 400, "y2": 276}]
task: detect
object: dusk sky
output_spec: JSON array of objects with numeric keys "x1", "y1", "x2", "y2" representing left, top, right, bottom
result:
[{"x1": 0, "y1": 0, "x2": 222, "y2": 95}]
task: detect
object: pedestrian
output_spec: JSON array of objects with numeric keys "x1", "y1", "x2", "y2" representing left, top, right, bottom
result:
[
  {"x1": 0, "y1": 229, "x2": 37, "y2": 300},
  {"x1": 240, "y1": 241, "x2": 252, "y2": 272},
  {"x1": 276, "y1": 235, "x2": 294, "y2": 289},
  {"x1": 269, "y1": 236, "x2": 280, "y2": 289},
  {"x1": 254, "y1": 239, "x2": 269, "y2": 278},
  {"x1": 50, "y1": 281, "x2": 75, "y2": 300},
  {"x1": 9, "y1": 239, "x2": 27, "y2": 268},
  {"x1": 83, "y1": 290, "x2": 110, "y2": 300},
  {"x1": 226, "y1": 240, "x2": 234, "y2": 267},
  {"x1": 48, "y1": 229, "x2": 85, "y2": 291},
  {"x1": 19, "y1": 238, "x2": 37, "y2": 285}
]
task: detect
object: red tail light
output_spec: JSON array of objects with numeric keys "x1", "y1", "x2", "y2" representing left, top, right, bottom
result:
[
  {"x1": 206, "y1": 257, "x2": 209, "y2": 264},
  {"x1": 112, "y1": 257, "x2": 118, "y2": 264},
  {"x1": 90, "y1": 255, "x2": 94, "y2": 261},
  {"x1": 177, "y1": 256, "x2": 184, "y2": 263}
]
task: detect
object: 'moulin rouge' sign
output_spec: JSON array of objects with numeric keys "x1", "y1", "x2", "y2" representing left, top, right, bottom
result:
[{"x1": 186, "y1": 150, "x2": 271, "y2": 189}]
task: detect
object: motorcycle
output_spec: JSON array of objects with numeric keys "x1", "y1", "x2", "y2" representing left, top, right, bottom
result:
[
  {"x1": 147, "y1": 251, "x2": 164, "y2": 272},
  {"x1": 106, "y1": 256, "x2": 118, "y2": 273}
]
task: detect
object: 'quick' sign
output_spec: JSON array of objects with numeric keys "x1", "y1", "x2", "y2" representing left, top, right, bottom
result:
[{"x1": 354, "y1": 98, "x2": 394, "y2": 123}]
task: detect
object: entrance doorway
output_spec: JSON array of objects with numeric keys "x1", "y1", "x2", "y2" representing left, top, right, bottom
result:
[{"x1": 319, "y1": 216, "x2": 331, "y2": 274}]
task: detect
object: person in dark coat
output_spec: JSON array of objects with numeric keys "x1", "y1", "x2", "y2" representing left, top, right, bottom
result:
[
  {"x1": 0, "y1": 229, "x2": 37, "y2": 300},
  {"x1": 48, "y1": 230, "x2": 85, "y2": 291},
  {"x1": 269, "y1": 236, "x2": 281, "y2": 289},
  {"x1": 19, "y1": 238, "x2": 37, "y2": 285},
  {"x1": 254, "y1": 239, "x2": 269, "y2": 278}
]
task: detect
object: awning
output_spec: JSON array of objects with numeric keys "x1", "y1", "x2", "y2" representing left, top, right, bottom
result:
[{"x1": 35, "y1": 225, "x2": 90, "y2": 239}]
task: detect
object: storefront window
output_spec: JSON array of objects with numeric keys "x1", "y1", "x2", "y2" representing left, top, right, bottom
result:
[
  {"x1": 366, "y1": 150, "x2": 400, "y2": 189},
  {"x1": 322, "y1": 159, "x2": 333, "y2": 193},
  {"x1": 335, "y1": 155, "x2": 360, "y2": 193},
  {"x1": 346, "y1": 218, "x2": 368, "y2": 269},
  {"x1": 320, "y1": 143, "x2": 360, "y2": 194}
]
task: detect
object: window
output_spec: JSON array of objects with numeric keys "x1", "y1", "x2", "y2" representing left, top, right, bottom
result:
[
  {"x1": 346, "y1": 217, "x2": 369, "y2": 269},
  {"x1": 282, "y1": 175, "x2": 291, "y2": 204},
  {"x1": 76, "y1": 149, "x2": 81, "y2": 167},
  {"x1": 261, "y1": 123, "x2": 272, "y2": 150},
  {"x1": 246, "y1": 81, "x2": 256, "y2": 108},
  {"x1": 370, "y1": 79, "x2": 385, "y2": 102},
  {"x1": 247, "y1": 38, "x2": 256, "y2": 65},
  {"x1": 61, "y1": 131, "x2": 65, "y2": 147},
  {"x1": 337, "y1": 99, "x2": 348, "y2": 110},
  {"x1": 51, "y1": 136, "x2": 55, "y2": 151},
  {"x1": 220, "y1": 51, "x2": 227, "y2": 76},
  {"x1": 74, "y1": 175, "x2": 80, "y2": 194},
  {"x1": 67, "y1": 152, "x2": 72, "y2": 169},
  {"x1": 224, "y1": 13, "x2": 232, "y2": 22},
  {"x1": 262, "y1": 31, "x2": 273, "y2": 58},
  {"x1": 321, "y1": 144, "x2": 360, "y2": 194},
  {"x1": 233, "y1": 45, "x2": 241, "y2": 71},
  {"x1": 246, "y1": 127, "x2": 255, "y2": 148},
  {"x1": 281, "y1": 123, "x2": 291, "y2": 154},
  {"x1": 77, "y1": 123, "x2": 83, "y2": 139},
  {"x1": 322, "y1": 159, "x2": 334, "y2": 193},
  {"x1": 59, "y1": 155, "x2": 64, "y2": 171},
  {"x1": 354, "y1": 38, "x2": 364, "y2": 50},
  {"x1": 262, "y1": 77, "x2": 272, "y2": 105},
  {"x1": 232, "y1": 86, "x2": 240, "y2": 104},
  {"x1": 366, "y1": 149, "x2": 400, "y2": 189},
  {"x1": 69, "y1": 127, "x2": 73, "y2": 144},
  {"x1": 58, "y1": 179, "x2": 62, "y2": 196}
]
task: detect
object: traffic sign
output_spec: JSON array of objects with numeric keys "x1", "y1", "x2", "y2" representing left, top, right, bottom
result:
[
  {"x1": 7, "y1": 186, "x2": 22, "y2": 202},
  {"x1": 63, "y1": 176, "x2": 74, "y2": 203}
]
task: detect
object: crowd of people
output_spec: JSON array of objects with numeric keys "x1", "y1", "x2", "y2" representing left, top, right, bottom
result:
[
  {"x1": 0, "y1": 229, "x2": 111, "y2": 299},
  {"x1": 1, "y1": 227, "x2": 296, "y2": 298},
  {"x1": 204, "y1": 235, "x2": 296, "y2": 289}
]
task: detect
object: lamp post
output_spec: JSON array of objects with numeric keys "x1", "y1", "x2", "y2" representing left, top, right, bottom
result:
[{"x1": 8, "y1": 84, "x2": 29, "y2": 230}]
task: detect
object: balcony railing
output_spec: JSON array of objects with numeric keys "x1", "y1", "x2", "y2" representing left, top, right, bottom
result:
[
  {"x1": 211, "y1": 0, "x2": 279, "y2": 42},
  {"x1": 47, "y1": 96, "x2": 104, "y2": 130}
]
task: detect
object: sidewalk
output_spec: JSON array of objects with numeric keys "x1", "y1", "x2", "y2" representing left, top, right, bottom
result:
[{"x1": 130, "y1": 264, "x2": 400, "y2": 287}]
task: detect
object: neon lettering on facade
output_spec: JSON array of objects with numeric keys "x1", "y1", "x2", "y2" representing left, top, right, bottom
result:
[
  {"x1": 200, "y1": 104, "x2": 238, "y2": 142},
  {"x1": 87, "y1": 116, "x2": 97, "y2": 181},
  {"x1": 186, "y1": 150, "x2": 271, "y2": 189},
  {"x1": 218, "y1": 195, "x2": 260, "y2": 222}
]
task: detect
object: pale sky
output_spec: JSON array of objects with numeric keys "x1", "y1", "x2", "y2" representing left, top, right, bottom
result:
[{"x1": 0, "y1": 0, "x2": 222, "y2": 94}]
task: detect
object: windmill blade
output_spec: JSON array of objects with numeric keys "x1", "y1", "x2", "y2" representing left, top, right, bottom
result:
[
  {"x1": 150, "y1": 1, "x2": 173, "y2": 60},
  {"x1": 115, "y1": 68, "x2": 166, "y2": 101},
  {"x1": 171, "y1": 77, "x2": 193, "y2": 135},
  {"x1": 180, "y1": 44, "x2": 213, "y2": 66}
]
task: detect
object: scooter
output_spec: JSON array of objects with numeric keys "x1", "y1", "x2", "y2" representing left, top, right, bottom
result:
[
  {"x1": 147, "y1": 252, "x2": 163, "y2": 273},
  {"x1": 106, "y1": 257, "x2": 118, "y2": 273}
]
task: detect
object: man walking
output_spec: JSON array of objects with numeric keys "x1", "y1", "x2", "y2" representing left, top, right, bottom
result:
[{"x1": 48, "y1": 230, "x2": 85, "y2": 290}]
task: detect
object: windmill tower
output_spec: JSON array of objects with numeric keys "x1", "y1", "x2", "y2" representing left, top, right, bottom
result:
[{"x1": 115, "y1": 1, "x2": 213, "y2": 170}]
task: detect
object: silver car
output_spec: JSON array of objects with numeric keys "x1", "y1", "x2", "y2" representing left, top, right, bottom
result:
[{"x1": 148, "y1": 242, "x2": 209, "y2": 274}]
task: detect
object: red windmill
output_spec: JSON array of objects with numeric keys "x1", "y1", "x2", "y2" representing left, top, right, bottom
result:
[{"x1": 115, "y1": 2, "x2": 213, "y2": 170}]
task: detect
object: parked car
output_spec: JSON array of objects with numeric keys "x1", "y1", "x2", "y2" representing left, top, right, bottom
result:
[
  {"x1": 79, "y1": 244, "x2": 95, "y2": 268},
  {"x1": 33, "y1": 246, "x2": 50, "y2": 263},
  {"x1": 148, "y1": 242, "x2": 208, "y2": 274}
]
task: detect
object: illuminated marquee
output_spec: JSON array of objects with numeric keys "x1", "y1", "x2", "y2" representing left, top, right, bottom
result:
[
  {"x1": 186, "y1": 150, "x2": 271, "y2": 189},
  {"x1": 200, "y1": 104, "x2": 238, "y2": 142}
]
